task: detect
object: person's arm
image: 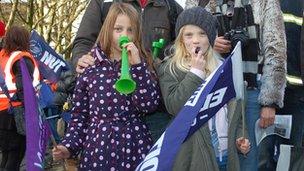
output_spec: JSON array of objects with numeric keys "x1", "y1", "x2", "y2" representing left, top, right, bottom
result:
[
  {"x1": 60, "y1": 72, "x2": 89, "y2": 158},
  {"x1": 12, "y1": 57, "x2": 34, "y2": 102},
  {"x1": 52, "y1": 69, "x2": 76, "y2": 106},
  {"x1": 255, "y1": 0, "x2": 287, "y2": 127},
  {"x1": 71, "y1": 0, "x2": 103, "y2": 69},
  {"x1": 157, "y1": 62, "x2": 204, "y2": 115},
  {"x1": 172, "y1": 1, "x2": 183, "y2": 40},
  {"x1": 174, "y1": 1, "x2": 183, "y2": 16}
]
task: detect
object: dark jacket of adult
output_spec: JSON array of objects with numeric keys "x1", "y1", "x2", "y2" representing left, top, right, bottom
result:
[
  {"x1": 52, "y1": 69, "x2": 76, "y2": 106},
  {"x1": 71, "y1": 0, "x2": 183, "y2": 68},
  {"x1": 280, "y1": 0, "x2": 304, "y2": 88}
]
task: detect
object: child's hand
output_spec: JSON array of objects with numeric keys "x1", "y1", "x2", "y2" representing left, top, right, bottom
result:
[
  {"x1": 52, "y1": 145, "x2": 70, "y2": 161},
  {"x1": 190, "y1": 47, "x2": 206, "y2": 72},
  {"x1": 124, "y1": 42, "x2": 141, "y2": 65},
  {"x1": 236, "y1": 137, "x2": 250, "y2": 155}
]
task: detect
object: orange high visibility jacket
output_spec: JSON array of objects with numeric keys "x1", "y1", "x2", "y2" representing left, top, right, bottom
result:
[{"x1": 0, "y1": 50, "x2": 40, "y2": 111}]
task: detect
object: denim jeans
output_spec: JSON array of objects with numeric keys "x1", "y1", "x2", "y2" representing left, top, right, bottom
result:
[
  {"x1": 258, "y1": 86, "x2": 304, "y2": 171},
  {"x1": 239, "y1": 88, "x2": 260, "y2": 171},
  {"x1": 217, "y1": 156, "x2": 228, "y2": 171}
]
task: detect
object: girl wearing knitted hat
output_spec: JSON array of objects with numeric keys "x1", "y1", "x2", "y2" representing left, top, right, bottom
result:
[{"x1": 157, "y1": 7, "x2": 250, "y2": 171}]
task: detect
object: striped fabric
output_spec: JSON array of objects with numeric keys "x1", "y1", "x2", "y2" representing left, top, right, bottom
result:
[
  {"x1": 281, "y1": 0, "x2": 304, "y2": 86},
  {"x1": 214, "y1": 0, "x2": 260, "y2": 87}
]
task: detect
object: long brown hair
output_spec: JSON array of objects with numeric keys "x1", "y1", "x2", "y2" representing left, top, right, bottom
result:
[
  {"x1": 3, "y1": 25, "x2": 30, "y2": 55},
  {"x1": 98, "y1": 2, "x2": 153, "y2": 70}
]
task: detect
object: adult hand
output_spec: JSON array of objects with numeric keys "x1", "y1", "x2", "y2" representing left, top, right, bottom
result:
[
  {"x1": 236, "y1": 137, "x2": 250, "y2": 155},
  {"x1": 259, "y1": 107, "x2": 276, "y2": 128},
  {"x1": 124, "y1": 42, "x2": 141, "y2": 65},
  {"x1": 213, "y1": 36, "x2": 232, "y2": 54},
  {"x1": 76, "y1": 53, "x2": 95, "y2": 74},
  {"x1": 52, "y1": 145, "x2": 70, "y2": 161},
  {"x1": 190, "y1": 47, "x2": 206, "y2": 72}
]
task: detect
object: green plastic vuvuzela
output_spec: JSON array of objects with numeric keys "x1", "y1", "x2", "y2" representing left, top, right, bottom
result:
[{"x1": 114, "y1": 36, "x2": 136, "y2": 95}]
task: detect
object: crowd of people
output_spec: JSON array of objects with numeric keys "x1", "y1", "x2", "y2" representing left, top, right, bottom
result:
[{"x1": 0, "y1": 0, "x2": 303, "y2": 170}]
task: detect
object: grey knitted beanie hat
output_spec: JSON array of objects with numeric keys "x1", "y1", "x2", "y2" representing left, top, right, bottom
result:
[{"x1": 175, "y1": 7, "x2": 218, "y2": 46}]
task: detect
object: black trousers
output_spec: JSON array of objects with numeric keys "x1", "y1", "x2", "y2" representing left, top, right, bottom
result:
[
  {"x1": 0, "y1": 130, "x2": 26, "y2": 171},
  {"x1": 0, "y1": 110, "x2": 26, "y2": 171},
  {"x1": 258, "y1": 86, "x2": 304, "y2": 171}
]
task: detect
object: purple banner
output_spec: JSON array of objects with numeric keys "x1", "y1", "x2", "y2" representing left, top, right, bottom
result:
[{"x1": 20, "y1": 59, "x2": 50, "y2": 170}]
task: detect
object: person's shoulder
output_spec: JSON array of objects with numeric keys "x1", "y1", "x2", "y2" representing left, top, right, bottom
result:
[
  {"x1": 12, "y1": 51, "x2": 34, "y2": 66},
  {"x1": 158, "y1": 55, "x2": 172, "y2": 70},
  {"x1": 155, "y1": 55, "x2": 176, "y2": 78},
  {"x1": 90, "y1": 44, "x2": 108, "y2": 63}
]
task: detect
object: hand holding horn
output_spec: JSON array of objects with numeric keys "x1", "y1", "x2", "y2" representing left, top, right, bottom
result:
[{"x1": 114, "y1": 36, "x2": 137, "y2": 95}]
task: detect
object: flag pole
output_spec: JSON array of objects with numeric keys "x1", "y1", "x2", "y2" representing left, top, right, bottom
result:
[{"x1": 43, "y1": 107, "x2": 68, "y2": 171}]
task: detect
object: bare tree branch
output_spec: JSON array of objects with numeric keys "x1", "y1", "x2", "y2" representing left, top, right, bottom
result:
[
  {"x1": 16, "y1": 8, "x2": 27, "y2": 24},
  {"x1": 3, "y1": 0, "x2": 89, "y2": 58},
  {"x1": 26, "y1": 0, "x2": 34, "y2": 28},
  {"x1": 6, "y1": 0, "x2": 19, "y2": 29}
]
